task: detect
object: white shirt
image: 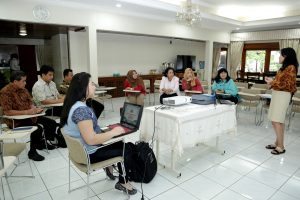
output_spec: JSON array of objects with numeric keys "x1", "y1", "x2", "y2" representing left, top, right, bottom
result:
[
  {"x1": 32, "y1": 78, "x2": 59, "y2": 106},
  {"x1": 159, "y1": 76, "x2": 180, "y2": 95}
]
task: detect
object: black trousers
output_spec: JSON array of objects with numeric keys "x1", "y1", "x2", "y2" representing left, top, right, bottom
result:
[
  {"x1": 89, "y1": 141, "x2": 128, "y2": 183},
  {"x1": 217, "y1": 95, "x2": 239, "y2": 104},
  {"x1": 15, "y1": 119, "x2": 44, "y2": 152},
  {"x1": 86, "y1": 99, "x2": 104, "y2": 119},
  {"x1": 45, "y1": 106, "x2": 62, "y2": 117},
  {"x1": 160, "y1": 93, "x2": 178, "y2": 104},
  {"x1": 37, "y1": 116, "x2": 61, "y2": 141}
]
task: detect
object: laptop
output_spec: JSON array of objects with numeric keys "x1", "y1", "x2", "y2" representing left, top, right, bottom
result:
[{"x1": 107, "y1": 102, "x2": 143, "y2": 138}]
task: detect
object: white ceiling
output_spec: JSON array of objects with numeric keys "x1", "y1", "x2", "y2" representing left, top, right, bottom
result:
[{"x1": 38, "y1": 0, "x2": 300, "y2": 32}]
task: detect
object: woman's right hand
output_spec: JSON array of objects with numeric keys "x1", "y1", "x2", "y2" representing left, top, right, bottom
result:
[
  {"x1": 265, "y1": 77, "x2": 273, "y2": 84},
  {"x1": 111, "y1": 127, "x2": 125, "y2": 137}
]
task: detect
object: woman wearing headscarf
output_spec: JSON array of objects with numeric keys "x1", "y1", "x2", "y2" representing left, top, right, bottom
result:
[{"x1": 124, "y1": 70, "x2": 146, "y2": 105}]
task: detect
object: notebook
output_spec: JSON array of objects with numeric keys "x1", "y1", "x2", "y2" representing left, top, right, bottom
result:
[{"x1": 107, "y1": 102, "x2": 143, "y2": 138}]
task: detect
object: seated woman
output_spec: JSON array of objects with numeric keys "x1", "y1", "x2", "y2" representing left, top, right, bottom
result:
[
  {"x1": 124, "y1": 70, "x2": 146, "y2": 105},
  {"x1": 61, "y1": 72, "x2": 137, "y2": 195},
  {"x1": 212, "y1": 68, "x2": 239, "y2": 104},
  {"x1": 159, "y1": 67, "x2": 180, "y2": 104},
  {"x1": 182, "y1": 68, "x2": 203, "y2": 95}
]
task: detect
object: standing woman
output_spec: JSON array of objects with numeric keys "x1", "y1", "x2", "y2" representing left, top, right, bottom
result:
[
  {"x1": 61, "y1": 72, "x2": 137, "y2": 195},
  {"x1": 124, "y1": 70, "x2": 146, "y2": 105},
  {"x1": 159, "y1": 67, "x2": 180, "y2": 104},
  {"x1": 182, "y1": 68, "x2": 203, "y2": 94},
  {"x1": 265, "y1": 47, "x2": 298, "y2": 155}
]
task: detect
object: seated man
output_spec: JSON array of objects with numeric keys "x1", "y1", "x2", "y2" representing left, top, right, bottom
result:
[
  {"x1": 32, "y1": 65, "x2": 66, "y2": 147},
  {"x1": 32, "y1": 65, "x2": 64, "y2": 116},
  {"x1": 0, "y1": 71, "x2": 55, "y2": 161},
  {"x1": 59, "y1": 69, "x2": 73, "y2": 95},
  {"x1": 59, "y1": 68, "x2": 104, "y2": 119}
]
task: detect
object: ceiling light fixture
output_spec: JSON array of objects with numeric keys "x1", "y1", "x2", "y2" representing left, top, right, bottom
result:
[
  {"x1": 116, "y1": 3, "x2": 122, "y2": 8},
  {"x1": 19, "y1": 23, "x2": 27, "y2": 36},
  {"x1": 176, "y1": 0, "x2": 201, "y2": 26},
  {"x1": 236, "y1": 27, "x2": 240, "y2": 30}
]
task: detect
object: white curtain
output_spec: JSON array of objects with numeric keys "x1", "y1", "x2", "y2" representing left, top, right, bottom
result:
[
  {"x1": 229, "y1": 41, "x2": 244, "y2": 79},
  {"x1": 279, "y1": 39, "x2": 300, "y2": 75},
  {"x1": 212, "y1": 46, "x2": 221, "y2": 78},
  {"x1": 35, "y1": 45, "x2": 46, "y2": 70},
  {"x1": 279, "y1": 39, "x2": 300, "y2": 62}
]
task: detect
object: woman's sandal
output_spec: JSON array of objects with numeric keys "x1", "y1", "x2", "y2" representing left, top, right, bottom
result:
[
  {"x1": 271, "y1": 147, "x2": 286, "y2": 155},
  {"x1": 115, "y1": 182, "x2": 137, "y2": 195},
  {"x1": 265, "y1": 144, "x2": 276, "y2": 149}
]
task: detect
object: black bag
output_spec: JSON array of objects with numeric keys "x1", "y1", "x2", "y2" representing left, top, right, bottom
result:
[{"x1": 125, "y1": 142, "x2": 157, "y2": 183}]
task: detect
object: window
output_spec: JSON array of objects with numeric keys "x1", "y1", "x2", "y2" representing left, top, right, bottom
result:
[
  {"x1": 245, "y1": 50, "x2": 266, "y2": 73},
  {"x1": 241, "y1": 43, "x2": 279, "y2": 78},
  {"x1": 218, "y1": 48, "x2": 228, "y2": 69},
  {"x1": 269, "y1": 50, "x2": 281, "y2": 72}
]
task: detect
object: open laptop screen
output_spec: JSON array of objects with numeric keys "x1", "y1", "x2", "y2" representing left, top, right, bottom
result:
[{"x1": 121, "y1": 102, "x2": 143, "y2": 128}]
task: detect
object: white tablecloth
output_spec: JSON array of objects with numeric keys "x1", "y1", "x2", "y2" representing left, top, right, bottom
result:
[{"x1": 140, "y1": 103, "x2": 237, "y2": 157}]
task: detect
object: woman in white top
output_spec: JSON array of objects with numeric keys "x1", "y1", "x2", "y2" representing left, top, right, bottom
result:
[{"x1": 159, "y1": 67, "x2": 180, "y2": 104}]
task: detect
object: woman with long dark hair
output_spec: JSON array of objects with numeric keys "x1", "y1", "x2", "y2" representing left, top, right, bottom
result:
[
  {"x1": 61, "y1": 72, "x2": 137, "y2": 195},
  {"x1": 212, "y1": 68, "x2": 239, "y2": 104},
  {"x1": 265, "y1": 47, "x2": 298, "y2": 155}
]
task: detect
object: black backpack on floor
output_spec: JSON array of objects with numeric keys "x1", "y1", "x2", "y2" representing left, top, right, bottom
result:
[{"x1": 125, "y1": 142, "x2": 157, "y2": 183}]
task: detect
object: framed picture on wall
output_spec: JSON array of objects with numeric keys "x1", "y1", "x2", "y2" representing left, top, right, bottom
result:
[{"x1": 199, "y1": 61, "x2": 205, "y2": 69}]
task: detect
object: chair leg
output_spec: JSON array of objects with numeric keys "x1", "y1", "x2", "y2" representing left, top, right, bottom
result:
[
  {"x1": 27, "y1": 149, "x2": 35, "y2": 178},
  {"x1": 110, "y1": 98, "x2": 114, "y2": 111},
  {"x1": 1, "y1": 177, "x2": 5, "y2": 200},
  {"x1": 38, "y1": 123, "x2": 49, "y2": 154},
  {"x1": 120, "y1": 161, "x2": 130, "y2": 199},
  {"x1": 68, "y1": 157, "x2": 71, "y2": 193},
  {"x1": 87, "y1": 173, "x2": 90, "y2": 199},
  {"x1": 5, "y1": 173, "x2": 14, "y2": 200}
]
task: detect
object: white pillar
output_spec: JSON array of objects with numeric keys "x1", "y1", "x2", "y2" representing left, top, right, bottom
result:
[
  {"x1": 205, "y1": 40, "x2": 213, "y2": 93},
  {"x1": 87, "y1": 26, "x2": 98, "y2": 83}
]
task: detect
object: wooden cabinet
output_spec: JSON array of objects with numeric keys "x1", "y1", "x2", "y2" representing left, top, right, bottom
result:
[{"x1": 98, "y1": 74, "x2": 163, "y2": 98}]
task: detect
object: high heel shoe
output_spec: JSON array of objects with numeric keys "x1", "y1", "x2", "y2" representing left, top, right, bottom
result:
[{"x1": 104, "y1": 167, "x2": 116, "y2": 180}]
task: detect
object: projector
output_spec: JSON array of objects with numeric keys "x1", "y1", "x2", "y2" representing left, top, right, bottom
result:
[{"x1": 163, "y1": 96, "x2": 192, "y2": 106}]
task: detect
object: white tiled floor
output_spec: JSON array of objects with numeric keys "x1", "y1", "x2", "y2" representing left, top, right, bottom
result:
[{"x1": 1, "y1": 96, "x2": 300, "y2": 200}]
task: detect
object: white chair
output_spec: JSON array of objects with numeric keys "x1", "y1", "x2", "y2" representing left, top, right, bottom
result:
[
  {"x1": 154, "y1": 79, "x2": 161, "y2": 105},
  {"x1": 0, "y1": 155, "x2": 17, "y2": 200},
  {"x1": 287, "y1": 92, "x2": 300, "y2": 129},
  {"x1": 238, "y1": 88, "x2": 262, "y2": 125},
  {"x1": 143, "y1": 79, "x2": 151, "y2": 105},
  {"x1": 61, "y1": 129, "x2": 129, "y2": 198}
]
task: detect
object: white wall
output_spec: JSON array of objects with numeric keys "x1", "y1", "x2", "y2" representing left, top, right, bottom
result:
[
  {"x1": 0, "y1": 0, "x2": 231, "y2": 81},
  {"x1": 51, "y1": 34, "x2": 69, "y2": 83},
  {"x1": 69, "y1": 31, "x2": 88, "y2": 74},
  {"x1": 97, "y1": 33, "x2": 205, "y2": 76}
]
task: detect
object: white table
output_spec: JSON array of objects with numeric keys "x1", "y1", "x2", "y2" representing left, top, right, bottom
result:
[
  {"x1": 3, "y1": 113, "x2": 46, "y2": 129},
  {"x1": 140, "y1": 103, "x2": 237, "y2": 174},
  {"x1": 184, "y1": 90, "x2": 203, "y2": 94},
  {"x1": 41, "y1": 102, "x2": 63, "y2": 108},
  {"x1": 95, "y1": 90, "x2": 107, "y2": 96},
  {"x1": 0, "y1": 126, "x2": 38, "y2": 140},
  {"x1": 97, "y1": 86, "x2": 116, "y2": 91}
]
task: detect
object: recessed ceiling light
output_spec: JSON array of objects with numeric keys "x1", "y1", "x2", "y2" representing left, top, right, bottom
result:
[
  {"x1": 116, "y1": 3, "x2": 122, "y2": 8},
  {"x1": 236, "y1": 27, "x2": 240, "y2": 30}
]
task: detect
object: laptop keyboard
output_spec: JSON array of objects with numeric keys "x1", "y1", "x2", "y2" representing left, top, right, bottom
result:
[{"x1": 108, "y1": 124, "x2": 132, "y2": 133}]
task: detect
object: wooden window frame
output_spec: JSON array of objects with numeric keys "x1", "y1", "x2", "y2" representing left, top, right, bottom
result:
[{"x1": 241, "y1": 43, "x2": 279, "y2": 78}]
